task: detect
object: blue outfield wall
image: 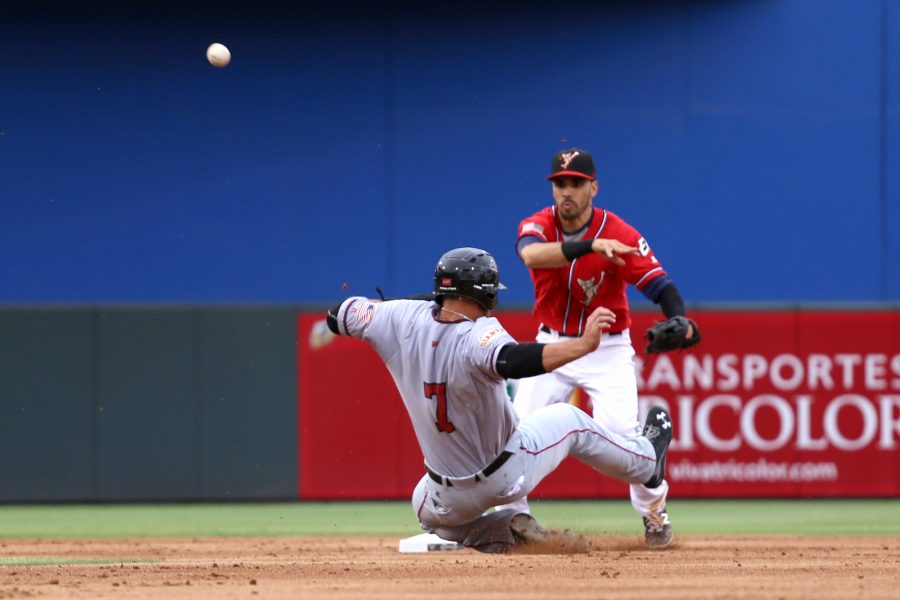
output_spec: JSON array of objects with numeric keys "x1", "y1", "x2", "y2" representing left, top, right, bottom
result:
[{"x1": 1, "y1": 0, "x2": 898, "y2": 305}]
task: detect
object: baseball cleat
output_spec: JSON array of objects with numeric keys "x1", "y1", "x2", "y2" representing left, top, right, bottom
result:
[
  {"x1": 510, "y1": 513, "x2": 549, "y2": 545},
  {"x1": 643, "y1": 506, "x2": 673, "y2": 549},
  {"x1": 642, "y1": 406, "x2": 673, "y2": 489},
  {"x1": 510, "y1": 513, "x2": 593, "y2": 554}
]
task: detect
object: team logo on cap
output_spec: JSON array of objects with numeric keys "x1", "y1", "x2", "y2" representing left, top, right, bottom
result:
[{"x1": 559, "y1": 151, "x2": 580, "y2": 169}]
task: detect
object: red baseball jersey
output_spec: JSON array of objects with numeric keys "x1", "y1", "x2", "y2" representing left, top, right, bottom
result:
[{"x1": 517, "y1": 207, "x2": 666, "y2": 335}]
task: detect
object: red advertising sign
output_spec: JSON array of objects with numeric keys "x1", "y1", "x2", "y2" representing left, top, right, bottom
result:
[{"x1": 298, "y1": 310, "x2": 900, "y2": 499}]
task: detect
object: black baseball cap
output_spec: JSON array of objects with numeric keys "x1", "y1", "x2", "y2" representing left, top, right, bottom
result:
[{"x1": 547, "y1": 148, "x2": 596, "y2": 181}]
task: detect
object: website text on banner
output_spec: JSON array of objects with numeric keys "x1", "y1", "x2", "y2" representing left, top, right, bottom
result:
[{"x1": 297, "y1": 311, "x2": 900, "y2": 499}]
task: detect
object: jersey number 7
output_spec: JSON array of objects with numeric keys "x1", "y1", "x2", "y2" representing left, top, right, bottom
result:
[{"x1": 424, "y1": 382, "x2": 456, "y2": 433}]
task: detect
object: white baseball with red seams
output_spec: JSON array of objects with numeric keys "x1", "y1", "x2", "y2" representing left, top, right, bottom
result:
[{"x1": 206, "y1": 43, "x2": 231, "y2": 67}]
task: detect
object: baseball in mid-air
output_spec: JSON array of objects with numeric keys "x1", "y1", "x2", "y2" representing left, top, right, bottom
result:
[{"x1": 206, "y1": 43, "x2": 231, "y2": 68}]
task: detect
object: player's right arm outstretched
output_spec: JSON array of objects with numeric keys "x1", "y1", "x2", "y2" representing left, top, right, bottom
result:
[
  {"x1": 494, "y1": 307, "x2": 615, "y2": 379},
  {"x1": 519, "y1": 238, "x2": 638, "y2": 268}
]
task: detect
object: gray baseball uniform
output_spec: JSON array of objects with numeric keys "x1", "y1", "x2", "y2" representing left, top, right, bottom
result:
[{"x1": 333, "y1": 296, "x2": 658, "y2": 533}]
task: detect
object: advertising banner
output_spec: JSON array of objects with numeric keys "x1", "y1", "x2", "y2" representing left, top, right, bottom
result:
[{"x1": 298, "y1": 309, "x2": 900, "y2": 499}]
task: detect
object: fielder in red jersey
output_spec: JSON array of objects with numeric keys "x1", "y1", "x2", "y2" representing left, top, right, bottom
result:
[
  {"x1": 518, "y1": 205, "x2": 666, "y2": 336},
  {"x1": 505, "y1": 148, "x2": 700, "y2": 549}
]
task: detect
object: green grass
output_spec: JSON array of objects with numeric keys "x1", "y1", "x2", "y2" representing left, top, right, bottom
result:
[
  {"x1": 530, "y1": 500, "x2": 900, "y2": 535},
  {"x1": 0, "y1": 557, "x2": 156, "y2": 567},
  {"x1": 0, "y1": 500, "x2": 896, "y2": 538},
  {"x1": 0, "y1": 503, "x2": 412, "y2": 537}
]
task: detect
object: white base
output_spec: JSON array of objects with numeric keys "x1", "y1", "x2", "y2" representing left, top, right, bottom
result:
[{"x1": 398, "y1": 532, "x2": 461, "y2": 553}]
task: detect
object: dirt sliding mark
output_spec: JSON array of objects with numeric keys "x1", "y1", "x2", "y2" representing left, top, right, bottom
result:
[{"x1": 0, "y1": 535, "x2": 897, "y2": 600}]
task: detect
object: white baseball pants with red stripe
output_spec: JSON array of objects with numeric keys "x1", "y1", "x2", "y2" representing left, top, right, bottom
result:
[
  {"x1": 412, "y1": 402, "x2": 656, "y2": 531},
  {"x1": 508, "y1": 328, "x2": 669, "y2": 518}
]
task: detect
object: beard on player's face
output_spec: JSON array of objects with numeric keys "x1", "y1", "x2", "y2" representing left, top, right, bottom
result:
[{"x1": 553, "y1": 177, "x2": 594, "y2": 222}]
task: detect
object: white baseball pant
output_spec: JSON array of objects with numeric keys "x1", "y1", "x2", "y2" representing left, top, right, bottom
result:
[
  {"x1": 510, "y1": 327, "x2": 669, "y2": 517},
  {"x1": 412, "y1": 402, "x2": 656, "y2": 532}
]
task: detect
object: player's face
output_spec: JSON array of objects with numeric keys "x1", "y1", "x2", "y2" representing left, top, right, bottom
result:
[{"x1": 552, "y1": 176, "x2": 598, "y2": 224}]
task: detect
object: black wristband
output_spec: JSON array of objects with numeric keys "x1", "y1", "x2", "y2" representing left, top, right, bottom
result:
[{"x1": 561, "y1": 240, "x2": 594, "y2": 261}]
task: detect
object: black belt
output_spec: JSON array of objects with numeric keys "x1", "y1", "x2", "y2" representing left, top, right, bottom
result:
[
  {"x1": 539, "y1": 324, "x2": 622, "y2": 337},
  {"x1": 426, "y1": 450, "x2": 513, "y2": 487}
]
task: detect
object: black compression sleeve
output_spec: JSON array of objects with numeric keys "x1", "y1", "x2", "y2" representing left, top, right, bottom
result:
[
  {"x1": 560, "y1": 240, "x2": 594, "y2": 261},
  {"x1": 656, "y1": 284, "x2": 686, "y2": 318},
  {"x1": 496, "y1": 343, "x2": 546, "y2": 379}
]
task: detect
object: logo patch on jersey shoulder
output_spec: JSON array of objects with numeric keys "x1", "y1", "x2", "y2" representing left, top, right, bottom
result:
[
  {"x1": 479, "y1": 327, "x2": 503, "y2": 347},
  {"x1": 522, "y1": 222, "x2": 544, "y2": 235}
]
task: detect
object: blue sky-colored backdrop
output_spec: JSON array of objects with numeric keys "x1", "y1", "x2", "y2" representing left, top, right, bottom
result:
[{"x1": 2, "y1": 0, "x2": 897, "y2": 305}]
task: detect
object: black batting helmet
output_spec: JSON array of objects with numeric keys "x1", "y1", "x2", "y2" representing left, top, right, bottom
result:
[{"x1": 434, "y1": 247, "x2": 507, "y2": 310}]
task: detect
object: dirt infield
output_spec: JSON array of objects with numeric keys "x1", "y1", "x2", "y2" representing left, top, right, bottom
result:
[{"x1": 1, "y1": 535, "x2": 897, "y2": 599}]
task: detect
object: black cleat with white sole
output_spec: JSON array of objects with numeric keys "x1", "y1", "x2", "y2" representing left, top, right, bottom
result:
[{"x1": 642, "y1": 406, "x2": 673, "y2": 489}]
